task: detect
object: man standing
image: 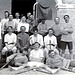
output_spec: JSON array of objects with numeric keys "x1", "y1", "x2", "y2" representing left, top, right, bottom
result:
[
  {"x1": 17, "y1": 16, "x2": 29, "y2": 33},
  {"x1": 1, "y1": 11, "x2": 9, "y2": 34},
  {"x1": 37, "y1": 19, "x2": 47, "y2": 37},
  {"x1": 4, "y1": 14, "x2": 18, "y2": 33},
  {"x1": 13, "y1": 12, "x2": 20, "y2": 24},
  {"x1": 61, "y1": 15, "x2": 73, "y2": 59},
  {"x1": 52, "y1": 17, "x2": 61, "y2": 53}
]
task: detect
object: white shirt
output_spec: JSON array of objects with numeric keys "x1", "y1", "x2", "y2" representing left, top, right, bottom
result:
[
  {"x1": 44, "y1": 35, "x2": 57, "y2": 48},
  {"x1": 1, "y1": 18, "x2": 9, "y2": 32},
  {"x1": 4, "y1": 33, "x2": 17, "y2": 44},
  {"x1": 30, "y1": 48, "x2": 44, "y2": 59},
  {"x1": 17, "y1": 22, "x2": 29, "y2": 32},
  {"x1": 13, "y1": 19, "x2": 20, "y2": 24},
  {"x1": 30, "y1": 34, "x2": 43, "y2": 46},
  {"x1": 0, "y1": 22, "x2": 1, "y2": 39}
]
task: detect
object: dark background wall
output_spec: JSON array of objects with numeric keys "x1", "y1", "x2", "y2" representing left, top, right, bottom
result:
[{"x1": 12, "y1": 0, "x2": 36, "y2": 18}]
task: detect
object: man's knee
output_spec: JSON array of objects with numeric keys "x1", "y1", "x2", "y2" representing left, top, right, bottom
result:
[
  {"x1": 2, "y1": 48, "x2": 8, "y2": 55},
  {"x1": 69, "y1": 50, "x2": 72, "y2": 54}
]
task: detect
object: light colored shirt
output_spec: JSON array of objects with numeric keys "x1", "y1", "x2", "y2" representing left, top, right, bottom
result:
[
  {"x1": 52, "y1": 25, "x2": 61, "y2": 36},
  {"x1": 61, "y1": 23, "x2": 73, "y2": 42},
  {"x1": 44, "y1": 35, "x2": 57, "y2": 48},
  {"x1": 38, "y1": 23, "x2": 47, "y2": 35},
  {"x1": 4, "y1": 20, "x2": 18, "y2": 31},
  {"x1": 13, "y1": 19, "x2": 20, "y2": 25},
  {"x1": 17, "y1": 22, "x2": 29, "y2": 32},
  {"x1": 4, "y1": 33, "x2": 17, "y2": 44},
  {"x1": 30, "y1": 48, "x2": 44, "y2": 61},
  {"x1": 0, "y1": 22, "x2": 1, "y2": 39},
  {"x1": 30, "y1": 34, "x2": 43, "y2": 46},
  {"x1": 38, "y1": 23, "x2": 47, "y2": 31},
  {"x1": 1, "y1": 18, "x2": 9, "y2": 32}
]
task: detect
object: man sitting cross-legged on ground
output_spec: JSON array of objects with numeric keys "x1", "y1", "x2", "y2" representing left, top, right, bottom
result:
[
  {"x1": 46, "y1": 50, "x2": 75, "y2": 71},
  {"x1": 10, "y1": 42, "x2": 60, "y2": 74}
]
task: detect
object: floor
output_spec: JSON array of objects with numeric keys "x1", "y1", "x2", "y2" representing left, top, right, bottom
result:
[{"x1": 0, "y1": 68, "x2": 75, "y2": 75}]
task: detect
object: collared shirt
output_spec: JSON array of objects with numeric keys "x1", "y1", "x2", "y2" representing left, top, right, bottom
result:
[
  {"x1": 44, "y1": 35, "x2": 57, "y2": 48},
  {"x1": 4, "y1": 33, "x2": 17, "y2": 44},
  {"x1": 30, "y1": 34, "x2": 43, "y2": 46},
  {"x1": 4, "y1": 20, "x2": 18, "y2": 31},
  {"x1": 61, "y1": 23, "x2": 73, "y2": 42},
  {"x1": 30, "y1": 48, "x2": 44, "y2": 61},
  {"x1": 0, "y1": 22, "x2": 1, "y2": 39},
  {"x1": 13, "y1": 19, "x2": 20, "y2": 24},
  {"x1": 17, "y1": 22, "x2": 29, "y2": 32},
  {"x1": 1, "y1": 18, "x2": 9, "y2": 32}
]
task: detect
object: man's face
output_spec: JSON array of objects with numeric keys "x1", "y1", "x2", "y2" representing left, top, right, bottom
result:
[
  {"x1": 27, "y1": 13, "x2": 31, "y2": 18},
  {"x1": 49, "y1": 30, "x2": 53, "y2": 36},
  {"x1": 9, "y1": 15, "x2": 13, "y2": 21},
  {"x1": 34, "y1": 30, "x2": 38, "y2": 36},
  {"x1": 8, "y1": 27, "x2": 13, "y2": 33},
  {"x1": 54, "y1": 18, "x2": 60, "y2": 24},
  {"x1": 5, "y1": 12, "x2": 9, "y2": 18},
  {"x1": 49, "y1": 51, "x2": 55, "y2": 58},
  {"x1": 21, "y1": 27, "x2": 26, "y2": 32},
  {"x1": 64, "y1": 16, "x2": 69, "y2": 23},
  {"x1": 34, "y1": 43, "x2": 40, "y2": 50},
  {"x1": 42, "y1": 20, "x2": 45, "y2": 24},
  {"x1": 15, "y1": 13, "x2": 19, "y2": 18},
  {"x1": 21, "y1": 16, "x2": 26, "y2": 22}
]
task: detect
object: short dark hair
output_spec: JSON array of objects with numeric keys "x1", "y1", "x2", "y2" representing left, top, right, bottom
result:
[
  {"x1": 33, "y1": 27, "x2": 38, "y2": 32},
  {"x1": 48, "y1": 28, "x2": 54, "y2": 33},
  {"x1": 48, "y1": 50, "x2": 54, "y2": 54},
  {"x1": 20, "y1": 26, "x2": 26, "y2": 30},
  {"x1": 63, "y1": 15, "x2": 69, "y2": 19},
  {"x1": 32, "y1": 42, "x2": 40, "y2": 46},
  {"x1": 7, "y1": 26, "x2": 13, "y2": 30},
  {"x1": 4, "y1": 11, "x2": 10, "y2": 16}
]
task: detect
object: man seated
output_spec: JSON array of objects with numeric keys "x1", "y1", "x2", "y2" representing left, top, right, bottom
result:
[
  {"x1": 29, "y1": 28, "x2": 43, "y2": 47},
  {"x1": 44, "y1": 44, "x2": 59, "y2": 59},
  {"x1": 44, "y1": 28, "x2": 57, "y2": 49},
  {"x1": 17, "y1": 26, "x2": 29, "y2": 56},
  {"x1": 46, "y1": 50, "x2": 75, "y2": 71},
  {"x1": 2, "y1": 26, "x2": 17, "y2": 57},
  {"x1": 10, "y1": 42, "x2": 60, "y2": 74}
]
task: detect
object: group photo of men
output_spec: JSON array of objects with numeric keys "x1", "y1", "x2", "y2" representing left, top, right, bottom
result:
[{"x1": 0, "y1": 0, "x2": 75, "y2": 75}]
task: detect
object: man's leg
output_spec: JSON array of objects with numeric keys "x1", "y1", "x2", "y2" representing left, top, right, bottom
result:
[
  {"x1": 68, "y1": 42, "x2": 73, "y2": 60},
  {"x1": 12, "y1": 46, "x2": 17, "y2": 53},
  {"x1": 61, "y1": 41, "x2": 66, "y2": 57},
  {"x1": 39, "y1": 63, "x2": 60, "y2": 74},
  {"x1": 10, "y1": 63, "x2": 29, "y2": 70}
]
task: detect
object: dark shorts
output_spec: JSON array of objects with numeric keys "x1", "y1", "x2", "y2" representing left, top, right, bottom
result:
[{"x1": 61, "y1": 41, "x2": 73, "y2": 50}]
